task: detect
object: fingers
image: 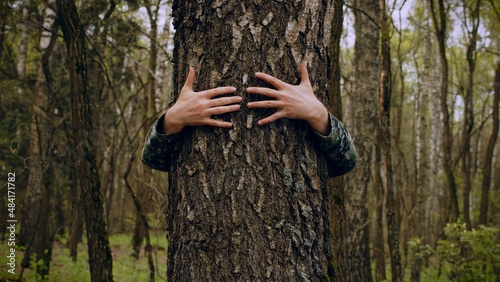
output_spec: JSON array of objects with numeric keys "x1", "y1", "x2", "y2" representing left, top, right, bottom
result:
[
  {"x1": 201, "y1": 86, "x2": 238, "y2": 98},
  {"x1": 182, "y1": 67, "x2": 195, "y2": 91},
  {"x1": 300, "y1": 61, "x2": 310, "y2": 85},
  {"x1": 246, "y1": 87, "x2": 281, "y2": 98},
  {"x1": 254, "y1": 72, "x2": 286, "y2": 89},
  {"x1": 207, "y1": 104, "x2": 241, "y2": 116},
  {"x1": 205, "y1": 118, "x2": 233, "y2": 129},
  {"x1": 209, "y1": 96, "x2": 243, "y2": 107},
  {"x1": 257, "y1": 112, "x2": 285, "y2": 126},
  {"x1": 247, "y1": 100, "x2": 281, "y2": 109}
]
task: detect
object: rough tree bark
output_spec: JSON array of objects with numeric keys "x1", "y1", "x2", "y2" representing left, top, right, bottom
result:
[
  {"x1": 56, "y1": 1, "x2": 113, "y2": 281},
  {"x1": 168, "y1": 0, "x2": 337, "y2": 280},
  {"x1": 345, "y1": 0, "x2": 379, "y2": 281},
  {"x1": 327, "y1": 1, "x2": 347, "y2": 281}
]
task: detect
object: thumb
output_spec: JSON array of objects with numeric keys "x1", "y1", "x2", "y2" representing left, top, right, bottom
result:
[
  {"x1": 182, "y1": 67, "x2": 195, "y2": 91},
  {"x1": 300, "y1": 61, "x2": 310, "y2": 85}
]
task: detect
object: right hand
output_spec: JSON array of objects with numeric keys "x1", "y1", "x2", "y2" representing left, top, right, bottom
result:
[{"x1": 162, "y1": 67, "x2": 242, "y2": 134}]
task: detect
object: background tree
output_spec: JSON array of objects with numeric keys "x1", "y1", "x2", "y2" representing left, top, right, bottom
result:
[
  {"x1": 429, "y1": 0, "x2": 460, "y2": 224},
  {"x1": 56, "y1": 1, "x2": 113, "y2": 281},
  {"x1": 327, "y1": 1, "x2": 349, "y2": 281},
  {"x1": 460, "y1": 0, "x2": 481, "y2": 230},
  {"x1": 19, "y1": 2, "x2": 59, "y2": 278},
  {"x1": 378, "y1": 0, "x2": 403, "y2": 281},
  {"x1": 345, "y1": 0, "x2": 378, "y2": 281}
]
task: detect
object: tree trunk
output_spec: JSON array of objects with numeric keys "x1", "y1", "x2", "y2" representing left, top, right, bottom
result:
[
  {"x1": 479, "y1": 61, "x2": 500, "y2": 225},
  {"x1": 429, "y1": 0, "x2": 459, "y2": 223},
  {"x1": 20, "y1": 5, "x2": 58, "y2": 278},
  {"x1": 411, "y1": 2, "x2": 431, "y2": 279},
  {"x1": 17, "y1": 0, "x2": 32, "y2": 249},
  {"x1": 462, "y1": 0, "x2": 481, "y2": 229},
  {"x1": 345, "y1": 0, "x2": 379, "y2": 281},
  {"x1": 327, "y1": 1, "x2": 347, "y2": 281},
  {"x1": 0, "y1": 0, "x2": 9, "y2": 59},
  {"x1": 379, "y1": 0, "x2": 403, "y2": 281},
  {"x1": 426, "y1": 0, "x2": 443, "y2": 249},
  {"x1": 56, "y1": 1, "x2": 113, "y2": 281},
  {"x1": 16, "y1": 0, "x2": 30, "y2": 81},
  {"x1": 132, "y1": 0, "x2": 158, "y2": 256},
  {"x1": 168, "y1": 0, "x2": 336, "y2": 280}
]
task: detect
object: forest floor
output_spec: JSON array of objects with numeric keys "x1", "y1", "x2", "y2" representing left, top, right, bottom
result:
[{"x1": 0, "y1": 232, "x2": 168, "y2": 281}]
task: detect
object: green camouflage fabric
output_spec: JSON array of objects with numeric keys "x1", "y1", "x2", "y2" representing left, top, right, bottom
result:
[{"x1": 142, "y1": 113, "x2": 357, "y2": 177}]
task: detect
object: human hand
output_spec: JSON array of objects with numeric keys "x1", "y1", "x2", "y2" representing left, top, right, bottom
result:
[
  {"x1": 162, "y1": 67, "x2": 242, "y2": 134},
  {"x1": 246, "y1": 61, "x2": 330, "y2": 135}
]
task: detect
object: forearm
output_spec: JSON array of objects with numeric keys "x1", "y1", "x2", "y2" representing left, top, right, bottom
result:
[
  {"x1": 313, "y1": 113, "x2": 358, "y2": 177},
  {"x1": 141, "y1": 114, "x2": 180, "y2": 171}
]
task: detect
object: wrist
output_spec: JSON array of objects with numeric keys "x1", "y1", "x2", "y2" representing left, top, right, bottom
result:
[
  {"x1": 308, "y1": 106, "x2": 329, "y2": 136},
  {"x1": 162, "y1": 108, "x2": 184, "y2": 134}
]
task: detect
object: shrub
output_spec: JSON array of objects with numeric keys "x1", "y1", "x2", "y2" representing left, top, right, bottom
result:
[{"x1": 435, "y1": 223, "x2": 500, "y2": 282}]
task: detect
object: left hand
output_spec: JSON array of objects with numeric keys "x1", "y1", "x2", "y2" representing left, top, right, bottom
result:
[{"x1": 246, "y1": 61, "x2": 330, "y2": 135}]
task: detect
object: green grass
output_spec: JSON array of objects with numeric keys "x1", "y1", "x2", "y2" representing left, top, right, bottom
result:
[{"x1": 0, "y1": 233, "x2": 168, "y2": 282}]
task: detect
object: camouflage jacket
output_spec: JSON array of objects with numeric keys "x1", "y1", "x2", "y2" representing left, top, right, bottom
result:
[{"x1": 142, "y1": 113, "x2": 357, "y2": 177}]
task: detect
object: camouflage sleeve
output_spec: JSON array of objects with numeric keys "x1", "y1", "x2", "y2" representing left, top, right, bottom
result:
[
  {"x1": 312, "y1": 113, "x2": 358, "y2": 177},
  {"x1": 141, "y1": 114, "x2": 180, "y2": 172}
]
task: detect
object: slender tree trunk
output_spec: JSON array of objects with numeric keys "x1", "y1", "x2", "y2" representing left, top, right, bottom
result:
[
  {"x1": 0, "y1": 0, "x2": 8, "y2": 59},
  {"x1": 132, "y1": 0, "x2": 159, "y2": 256},
  {"x1": 17, "y1": 0, "x2": 32, "y2": 249},
  {"x1": 462, "y1": 0, "x2": 481, "y2": 229},
  {"x1": 30, "y1": 6, "x2": 59, "y2": 277},
  {"x1": 66, "y1": 175, "x2": 84, "y2": 261},
  {"x1": 124, "y1": 154, "x2": 155, "y2": 282},
  {"x1": 20, "y1": 5, "x2": 58, "y2": 278},
  {"x1": 56, "y1": 1, "x2": 113, "y2": 281},
  {"x1": 16, "y1": 0, "x2": 30, "y2": 82},
  {"x1": 328, "y1": 1, "x2": 347, "y2": 281},
  {"x1": 411, "y1": 2, "x2": 431, "y2": 279},
  {"x1": 426, "y1": 0, "x2": 443, "y2": 249},
  {"x1": 379, "y1": 0, "x2": 403, "y2": 281},
  {"x1": 429, "y1": 0, "x2": 459, "y2": 223},
  {"x1": 479, "y1": 61, "x2": 500, "y2": 225},
  {"x1": 168, "y1": 0, "x2": 336, "y2": 280},
  {"x1": 345, "y1": 0, "x2": 379, "y2": 281}
]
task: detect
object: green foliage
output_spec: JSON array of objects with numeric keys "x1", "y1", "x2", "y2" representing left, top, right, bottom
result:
[
  {"x1": 407, "y1": 223, "x2": 500, "y2": 281},
  {"x1": 433, "y1": 223, "x2": 500, "y2": 282}
]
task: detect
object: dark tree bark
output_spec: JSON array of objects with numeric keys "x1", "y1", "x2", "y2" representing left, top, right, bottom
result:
[
  {"x1": 327, "y1": 1, "x2": 347, "y2": 281},
  {"x1": 56, "y1": 1, "x2": 113, "y2": 281},
  {"x1": 429, "y1": 0, "x2": 459, "y2": 223},
  {"x1": 479, "y1": 61, "x2": 500, "y2": 225},
  {"x1": 20, "y1": 5, "x2": 59, "y2": 279},
  {"x1": 345, "y1": 0, "x2": 379, "y2": 281},
  {"x1": 379, "y1": 0, "x2": 403, "y2": 281},
  {"x1": 462, "y1": 0, "x2": 481, "y2": 229},
  {"x1": 168, "y1": 0, "x2": 337, "y2": 280}
]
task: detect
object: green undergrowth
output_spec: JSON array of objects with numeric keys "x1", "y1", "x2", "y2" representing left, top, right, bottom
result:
[{"x1": 0, "y1": 233, "x2": 168, "y2": 282}]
